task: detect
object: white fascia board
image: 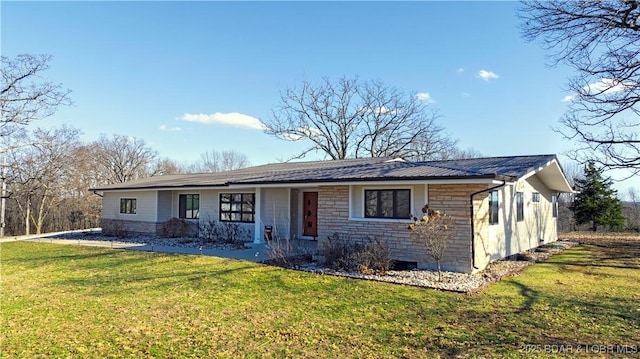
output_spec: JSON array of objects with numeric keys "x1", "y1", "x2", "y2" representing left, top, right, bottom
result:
[
  {"x1": 519, "y1": 159, "x2": 573, "y2": 193},
  {"x1": 98, "y1": 186, "x2": 235, "y2": 193},
  {"x1": 519, "y1": 158, "x2": 556, "y2": 182}
]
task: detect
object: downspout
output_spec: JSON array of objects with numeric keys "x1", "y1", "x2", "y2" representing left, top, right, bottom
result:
[
  {"x1": 469, "y1": 178, "x2": 509, "y2": 270},
  {"x1": 92, "y1": 190, "x2": 103, "y2": 198}
]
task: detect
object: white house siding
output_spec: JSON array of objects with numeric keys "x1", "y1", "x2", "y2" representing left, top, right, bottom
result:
[
  {"x1": 199, "y1": 189, "x2": 220, "y2": 224},
  {"x1": 102, "y1": 191, "x2": 157, "y2": 221},
  {"x1": 474, "y1": 175, "x2": 559, "y2": 270},
  {"x1": 259, "y1": 188, "x2": 291, "y2": 240},
  {"x1": 157, "y1": 191, "x2": 173, "y2": 222},
  {"x1": 101, "y1": 191, "x2": 159, "y2": 235}
]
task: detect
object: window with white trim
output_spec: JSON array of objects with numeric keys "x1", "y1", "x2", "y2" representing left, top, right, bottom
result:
[{"x1": 364, "y1": 189, "x2": 411, "y2": 219}]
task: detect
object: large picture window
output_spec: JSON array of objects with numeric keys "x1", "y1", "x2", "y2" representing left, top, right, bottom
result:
[
  {"x1": 220, "y1": 193, "x2": 255, "y2": 223},
  {"x1": 179, "y1": 194, "x2": 199, "y2": 219},
  {"x1": 364, "y1": 189, "x2": 411, "y2": 219},
  {"x1": 489, "y1": 190, "x2": 499, "y2": 225},
  {"x1": 120, "y1": 198, "x2": 136, "y2": 214},
  {"x1": 516, "y1": 192, "x2": 524, "y2": 222}
]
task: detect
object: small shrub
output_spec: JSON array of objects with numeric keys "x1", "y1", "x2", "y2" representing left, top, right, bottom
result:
[
  {"x1": 320, "y1": 233, "x2": 392, "y2": 274},
  {"x1": 356, "y1": 237, "x2": 393, "y2": 274},
  {"x1": 199, "y1": 216, "x2": 218, "y2": 243},
  {"x1": 107, "y1": 219, "x2": 128, "y2": 238},
  {"x1": 215, "y1": 222, "x2": 249, "y2": 247},
  {"x1": 199, "y1": 217, "x2": 249, "y2": 247},
  {"x1": 264, "y1": 236, "x2": 313, "y2": 269},
  {"x1": 161, "y1": 217, "x2": 188, "y2": 238},
  {"x1": 321, "y1": 233, "x2": 361, "y2": 272}
]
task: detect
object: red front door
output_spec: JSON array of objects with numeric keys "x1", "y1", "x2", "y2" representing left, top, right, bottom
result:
[{"x1": 303, "y1": 192, "x2": 318, "y2": 237}]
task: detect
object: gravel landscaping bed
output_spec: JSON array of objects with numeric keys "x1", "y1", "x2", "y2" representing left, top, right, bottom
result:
[
  {"x1": 298, "y1": 240, "x2": 579, "y2": 293},
  {"x1": 56, "y1": 231, "x2": 250, "y2": 250}
]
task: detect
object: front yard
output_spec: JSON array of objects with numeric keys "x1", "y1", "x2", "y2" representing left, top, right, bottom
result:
[{"x1": 1, "y1": 233, "x2": 639, "y2": 358}]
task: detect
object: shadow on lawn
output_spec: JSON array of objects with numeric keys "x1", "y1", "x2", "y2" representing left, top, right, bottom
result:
[
  {"x1": 53, "y1": 257, "x2": 259, "y2": 297},
  {"x1": 548, "y1": 243, "x2": 640, "y2": 270},
  {"x1": 431, "y1": 284, "x2": 639, "y2": 356},
  {"x1": 428, "y1": 239, "x2": 640, "y2": 356},
  {"x1": 1, "y1": 243, "x2": 120, "y2": 268}
]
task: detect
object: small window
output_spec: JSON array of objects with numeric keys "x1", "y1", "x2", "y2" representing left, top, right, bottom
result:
[
  {"x1": 552, "y1": 194, "x2": 558, "y2": 218},
  {"x1": 120, "y1": 198, "x2": 136, "y2": 214},
  {"x1": 220, "y1": 193, "x2": 255, "y2": 223},
  {"x1": 516, "y1": 192, "x2": 524, "y2": 222},
  {"x1": 364, "y1": 189, "x2": 411, "y2": 219},
  {"x1": 532, "y1": 192, "x2": 540, "y2": 203},
  {"x1": 179, "y1": 194, "x2": 199, "y2": 219},
  {"x1": 489, "y1": 190, "x2": 499, "y2": 225}
]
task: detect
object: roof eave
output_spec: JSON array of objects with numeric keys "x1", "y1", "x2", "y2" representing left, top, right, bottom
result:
[{"x1": 90, "y1": 174, "x2": 513, "y2": 192}]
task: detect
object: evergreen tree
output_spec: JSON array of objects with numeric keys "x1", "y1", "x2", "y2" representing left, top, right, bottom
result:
[{"x1": 571, "y1": 162, "x2": 625, "y2": 232}]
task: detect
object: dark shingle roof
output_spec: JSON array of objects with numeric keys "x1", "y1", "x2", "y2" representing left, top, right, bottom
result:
[{"x1": 91, "y1": 154, "x2": 559, "y2": 191}]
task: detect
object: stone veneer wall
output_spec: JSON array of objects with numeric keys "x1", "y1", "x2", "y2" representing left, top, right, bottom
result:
[
  {"x1": 428, "y1": 184, "x2": 489, "y2": 273},
  {"x1": 101, "y1": 218, "x2": 198, "y2": 237},
  {"x1": 316, "y1": 184, "x2": 489, "y2": 273}
]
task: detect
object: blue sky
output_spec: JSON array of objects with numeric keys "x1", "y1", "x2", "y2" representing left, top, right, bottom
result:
[{"x1": 2, "y1": 1, "x2": 636, "y2": 193}]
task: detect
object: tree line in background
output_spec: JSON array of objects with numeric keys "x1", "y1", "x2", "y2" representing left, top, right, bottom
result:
[
  {"x1": 556, "y1": 161, "x2": 637, "y2": 233},
  {"x1": 3, "y1": 127, "x2": 251, "y2": 236}
]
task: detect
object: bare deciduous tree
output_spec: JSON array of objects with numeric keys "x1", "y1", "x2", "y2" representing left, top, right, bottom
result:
[
  {"x1": 519, "y1": 0, "x2": 640, "y2": 175},
  {"x1": 93, "y1": 134, "x2": 159, "y2": 184},
  {"x1": 264, "y1": 76, "x2": 456, "y2": 161},
  {"x1": 0, "y1": 54, "x2": 72, "y2": 139},
  {"x1": 188, "y1": 149, "x2": 250, "y2": 173},
  {"x1": 8, "y1": 126, "x2": 80, "y2": 234},
  {"x1": 624, "y1": 187, "x2": 640, "y2": 231},
  {"x1": 152, "y1": 158, "x2": 185, "y2": 176}
]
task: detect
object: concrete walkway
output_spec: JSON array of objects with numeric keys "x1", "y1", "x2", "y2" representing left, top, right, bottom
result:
[{"x1": 1, "y1": 229, "x2": 268, "y2": 262}]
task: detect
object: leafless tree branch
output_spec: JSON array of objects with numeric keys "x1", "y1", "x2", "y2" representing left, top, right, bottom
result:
[{"x1": 520, "y1": 0, "x2": 640, "y2": 175}]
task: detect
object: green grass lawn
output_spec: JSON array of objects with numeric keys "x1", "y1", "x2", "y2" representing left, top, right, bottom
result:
[{"x1": 1, "y1": 237, "x2": 639, "y2": 358}]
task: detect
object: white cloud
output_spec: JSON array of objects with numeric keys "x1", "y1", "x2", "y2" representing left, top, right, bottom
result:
[
  {"x1": 457, "y1": 68, "x2": 464, "y2": 73},
  {"x1": 460, "y1": 92, "x2": 470, "y2": 98},
  {"x1": 415, "y1": 92, "x2": 436, "y2": 103},
  {"x1": 179, "y1": 112, "x2": 266, "y2": 130},
  {"x1": 159, "y1": 124, "x2": 182, "y2": 132},
  {"x1": 561, "y1": 78, "x2": 636, "y2": 102},
  {"x1": 477, "y1": 70, "x2": 499, "y2": 81},
  {"x1": 585, "y1": 78, "x2": 635, "y2": 94}
]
